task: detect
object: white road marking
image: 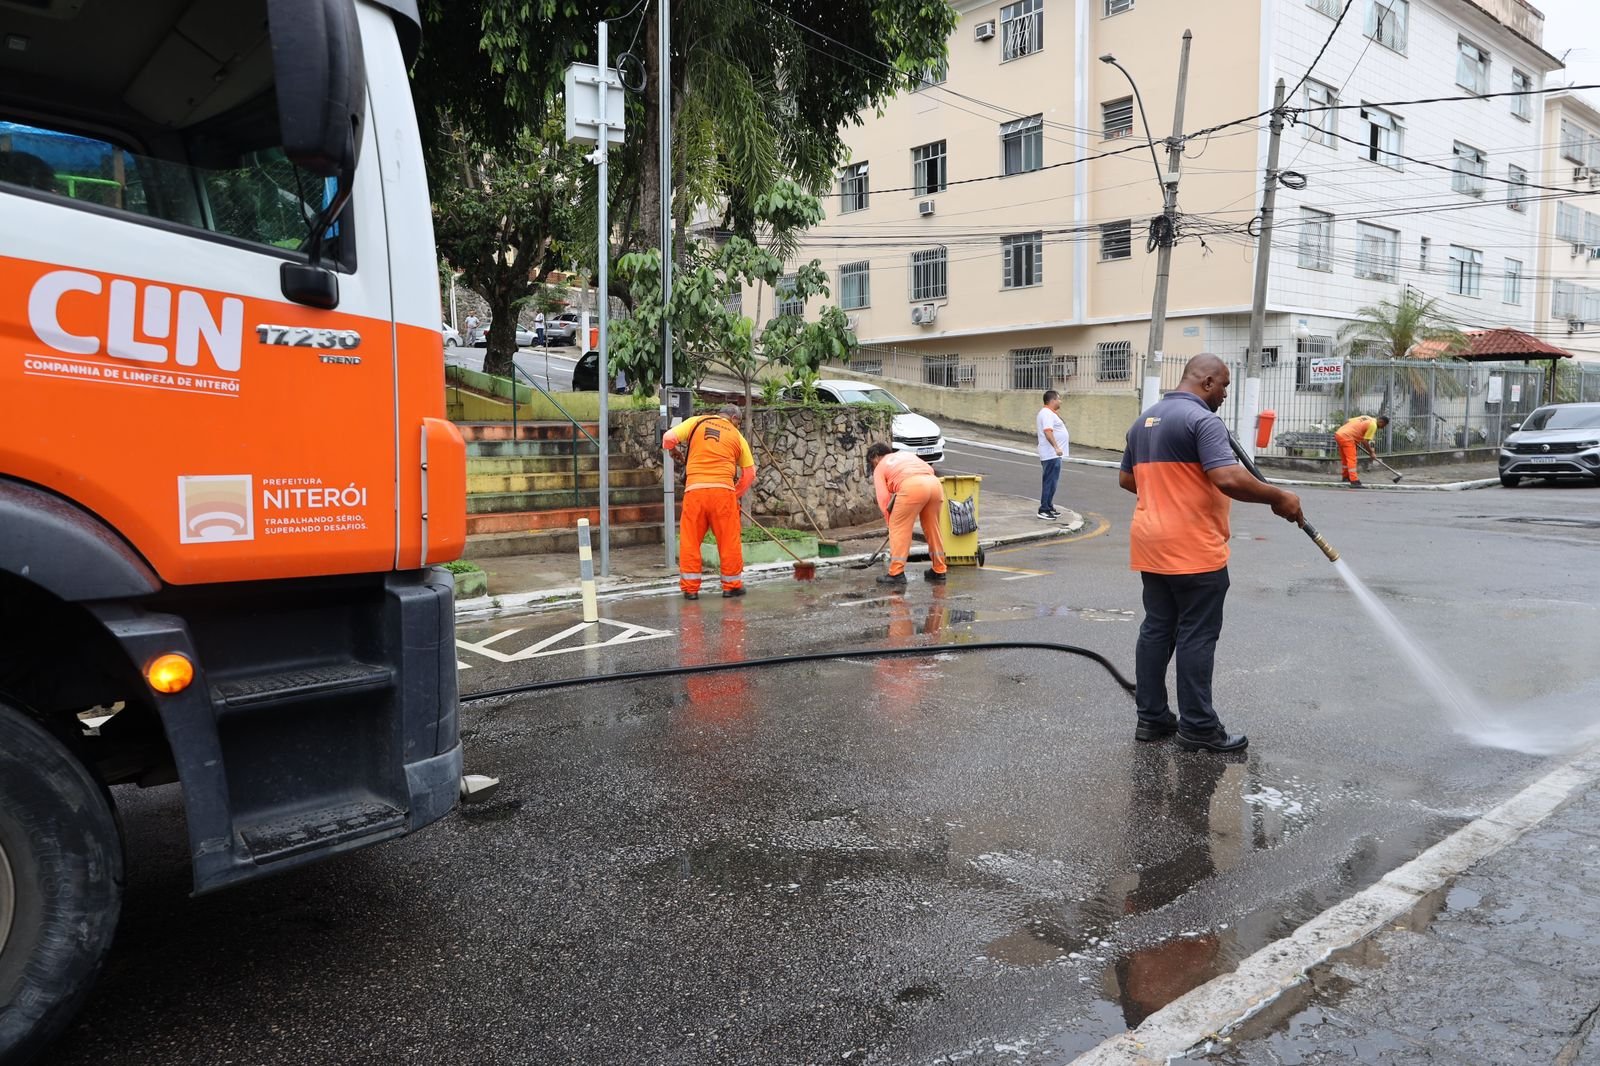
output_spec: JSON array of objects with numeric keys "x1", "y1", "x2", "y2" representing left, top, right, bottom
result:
[{"x1": 457, "y1": 618, "x2": 674, "y2": 663}]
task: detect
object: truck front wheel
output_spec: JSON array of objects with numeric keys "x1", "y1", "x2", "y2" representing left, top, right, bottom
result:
[{"x1": 0, "y1": 700, "x2": 123, "y2": 1064}]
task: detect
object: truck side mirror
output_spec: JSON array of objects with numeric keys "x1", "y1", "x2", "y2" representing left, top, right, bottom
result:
[
  {"x1": 268, "y1": 0, "x2": 367, "y2": 308},
  {"x1": 268, "y1": 0, "x2": 367, "y2": 179}
]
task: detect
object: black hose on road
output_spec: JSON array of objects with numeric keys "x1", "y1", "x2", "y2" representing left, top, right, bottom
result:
[{"x1": 461, "y1": 640, "x2": 1138, "y2": 703}]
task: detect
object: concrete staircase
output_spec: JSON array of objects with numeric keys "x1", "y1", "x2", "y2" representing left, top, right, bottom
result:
[{"x1": 458, "y1": 422, "x2": 664, "y2": 559}]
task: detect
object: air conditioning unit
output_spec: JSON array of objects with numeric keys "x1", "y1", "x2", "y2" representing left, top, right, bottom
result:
[
  {"x1": 974, "y1": 20, "x2": 995, "y2": 40},
  {"x1": 917, "y1": 199, "x2": 936, "y2": 216},
  {"x1": 1576, "y1": 166, "x2": 1593, "y2": 182},
  {"x1": 911, "y1": 303, "x2": 937, "y2": 326},
  {"x1": 1570, "y1": 319, "x2": 1587, "y2": 333},
  {"x1": 1574, "y1": 243, "x2": 1590, "y2": 257},
  {"x1": 845, "y1": 315, "x2": 860, "y2": 331}
]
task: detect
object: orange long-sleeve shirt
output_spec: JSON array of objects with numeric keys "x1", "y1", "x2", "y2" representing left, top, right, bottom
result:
[{"x1": 872, "y1": 451, "x2": 939, "y2": 515}]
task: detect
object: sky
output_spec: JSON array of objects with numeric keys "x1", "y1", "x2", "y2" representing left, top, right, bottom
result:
[{"x1": 1535, "y1": 0, "x2": 1600, "y2": 108}]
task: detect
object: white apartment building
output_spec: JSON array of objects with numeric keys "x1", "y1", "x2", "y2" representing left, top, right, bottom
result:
[
  {"x1": 771, "y1": 0, "x2": 1566, "y2": 395},
  {"x1": 1533, "y1": 91, "x2": 1600, "y2": 362}
]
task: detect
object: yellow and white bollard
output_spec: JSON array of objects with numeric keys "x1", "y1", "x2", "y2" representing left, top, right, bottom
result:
[{"x1": 577, "y1": 518, "x2": 599, "y2": 623}]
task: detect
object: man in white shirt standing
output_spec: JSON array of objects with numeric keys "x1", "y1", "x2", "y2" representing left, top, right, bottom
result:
[{"x1": 1035, "y1": 389, "x2": 1067, "y2": 521}]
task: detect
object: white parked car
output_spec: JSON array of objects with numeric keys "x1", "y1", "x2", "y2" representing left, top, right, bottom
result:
[
  {"x1": 441, "y1": 325, "x2": 462, "y2": 348},
  {"x1": 788, "y1": 379, "x2": 945, "y2": 464}
]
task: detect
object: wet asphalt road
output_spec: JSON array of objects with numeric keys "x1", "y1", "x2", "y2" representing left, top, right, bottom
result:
[{"x1": 50, "y1": 461, "x2": 1600, "y2": 1065}]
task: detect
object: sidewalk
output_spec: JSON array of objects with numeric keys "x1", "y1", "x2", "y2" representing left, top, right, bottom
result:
[
  {"x1": 941, "y1": 419, "x2": 1500, "y2": 490},
  {"x1": 464, "y1": 490, "x2": 1084, "y2": 614},
  {"x1": 1186, "y1": 760, "x2": 1600, "y2": 1065}
]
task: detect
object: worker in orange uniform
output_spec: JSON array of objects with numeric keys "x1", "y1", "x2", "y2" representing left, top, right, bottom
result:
[
  {"x1": 1334, "y1": 414, "x2": 1389, "y2": 488},
  {"x1": 866, "y1": 442, "x2": 948, "y2": 590},
  {"x1": 663, "y1": 404, "x2": 757, "y2": 599}
]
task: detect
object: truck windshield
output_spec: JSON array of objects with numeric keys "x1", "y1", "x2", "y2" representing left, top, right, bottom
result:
[{"x1": 0, "y1": 0, "x2": 348, "y2": 263}]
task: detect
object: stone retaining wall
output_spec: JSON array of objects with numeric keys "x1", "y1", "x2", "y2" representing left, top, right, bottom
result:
[{"x1": 612, "y1": 406, "x2": 892, "y2": 530}]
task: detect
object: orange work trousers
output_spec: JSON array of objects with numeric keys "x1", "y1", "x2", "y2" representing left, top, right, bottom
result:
[
  {"x1": 887, "y1": 474, "x2": 947, "y2": 577},
  {"x1": 679, "y1": 487, "x2": 743, "y2": 594},
  {"x1": 1335, "y1": 436, "x2": 1360, "y2": 483}
]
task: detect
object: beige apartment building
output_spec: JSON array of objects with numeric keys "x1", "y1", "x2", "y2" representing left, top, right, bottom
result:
[
  {"x1": 1533, "y1": 91, "x2": 1600, "y2": 362},
  {"x1": 761, "y1": 0, "x2": 1570, "y2": 436}
]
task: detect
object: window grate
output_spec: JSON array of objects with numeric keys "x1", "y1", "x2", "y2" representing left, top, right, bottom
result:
[
  {"x1": 1096, "y1": 340, "x2": 1131, "y2": 381},
  {"x1": 1000, "y1": 0, "x2": 1043, "y2": 60},
  {"x1": 839, "y1": 261, "x2": 870, "y2": 310},
  {"x1": 1100, "y1": 220, "x2": 1132, "y2": 261},
  {"x1": 910, "y1": 247, "x2": 948, "y2": 301}
]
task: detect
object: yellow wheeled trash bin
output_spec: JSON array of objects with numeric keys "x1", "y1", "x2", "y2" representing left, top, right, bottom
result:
[{"x1": 936, "y1": 474, "x2": 984, "y2": 567}]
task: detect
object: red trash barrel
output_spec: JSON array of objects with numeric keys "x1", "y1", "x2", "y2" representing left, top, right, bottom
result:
[
  {"x1": 1255, "y1": 409, "x2": 1276, "y2": 450},
  {"x1": 588, "y1": 326, "x2": 599, "y2": 349}
]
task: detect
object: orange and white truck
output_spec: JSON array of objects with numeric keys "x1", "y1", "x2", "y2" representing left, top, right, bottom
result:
[{"x1": 0, "y1": 0, "x2": 466, "y2": 1058}]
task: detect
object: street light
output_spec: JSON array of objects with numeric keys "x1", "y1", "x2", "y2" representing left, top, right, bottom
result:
[{"x1": 1099, "y1": 54, "x2": 1166, "y2": 194}]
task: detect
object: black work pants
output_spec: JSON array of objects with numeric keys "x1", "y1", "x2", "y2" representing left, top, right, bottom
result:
[{"x1": 1135, "y1": 567, "x2": 1230, "y2": 736}]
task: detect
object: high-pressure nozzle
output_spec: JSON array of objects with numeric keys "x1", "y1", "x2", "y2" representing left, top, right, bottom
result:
[{"x1": 1299, "y1": 520, "x2": 1340, "y2": 563}]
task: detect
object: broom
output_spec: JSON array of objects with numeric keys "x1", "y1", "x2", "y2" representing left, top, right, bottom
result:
[{"x1": 740, "y1": 508, "x2": 818, "y2": 580}]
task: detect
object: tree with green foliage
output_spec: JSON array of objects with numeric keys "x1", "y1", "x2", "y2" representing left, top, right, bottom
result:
[
  {"x1": 427, "y1": 109, "x2": 589, "y2": 378},
  {"x1": 1338, "y1": 289, "x2": 1468, "y2": 421}
]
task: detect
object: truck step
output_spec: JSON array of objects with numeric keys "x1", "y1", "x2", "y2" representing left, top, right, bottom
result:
[
  {"x1": 212, "y1": 662, "x2": 393, "y2": 710},
  {"x1": 240, "y1": 798, "x2": 406, "y2": 864}
]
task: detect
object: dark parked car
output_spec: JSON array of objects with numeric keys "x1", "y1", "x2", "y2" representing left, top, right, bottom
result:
[
  {"x1": 572, "y1": 350, "x2": 627, "y2": 392},
  {"x1": 1499, "y1": 402, "x2": 1600, "y2": 487}
]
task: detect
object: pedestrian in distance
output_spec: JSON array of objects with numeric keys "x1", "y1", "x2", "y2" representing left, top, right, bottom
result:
[
  {"x1": 663, "y1": 404, "x2": 757, "y2": 600},
  {"x1": 1036, "y1": 389, "x2": 1068, "y2": 521},
  {"x1": 464, "y1": 312, "x2": 481, "y2": 346},
  {"x1": 1334, "y1": 414, "x2": 1389, "y2": 488},
  {"x1": 1118, "y1": 354, "x2": 1304, "y2": 754},
  {"x1": 866, "y1": 443, "x2": 949, "y2": 591}
]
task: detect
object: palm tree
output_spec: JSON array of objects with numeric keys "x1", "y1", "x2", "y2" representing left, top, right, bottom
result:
[{"x1": 1337, "y1": 289, "x2": 1469, "y2": 431}]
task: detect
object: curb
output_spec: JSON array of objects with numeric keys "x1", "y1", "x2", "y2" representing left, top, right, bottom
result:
[
  {"x1": 946, "y1": 436, "x2": 1499, "y2": 492},
  {"x1": 453, "y1": 512, "x2": 1084, "y2": 619},
  {"x1": 1076, "y1": 739, "x2": 1600, "y2": 1065}
]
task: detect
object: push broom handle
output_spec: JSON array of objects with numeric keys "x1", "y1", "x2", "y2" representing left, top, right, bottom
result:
[
  {"x1": 1226, "y1": 431, "x2": 1341, "y2": 564},
  {"x1": 740, "y1": 507, "x2": 811, "y2": 565}
]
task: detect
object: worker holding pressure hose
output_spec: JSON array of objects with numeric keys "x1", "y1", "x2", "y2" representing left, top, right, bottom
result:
[{"x1": 1119, "y1": 355, "x2": 1304, "y2": 755}]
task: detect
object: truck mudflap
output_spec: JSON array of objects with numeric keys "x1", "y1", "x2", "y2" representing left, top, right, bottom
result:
[{"x1": 97, "y1": 567, "x2": 462, "y2": 895}]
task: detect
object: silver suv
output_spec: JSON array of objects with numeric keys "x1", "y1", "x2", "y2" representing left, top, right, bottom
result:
[{"x1": 1499, "y1": 402, "x2": 1600, "y2": 487}]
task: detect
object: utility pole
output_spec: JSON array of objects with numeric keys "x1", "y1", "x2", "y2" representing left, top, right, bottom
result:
[
  {"x1": 1141, "y1": 30, "x2": 1192, "y2": 412},
  {"x1": 658, "y1": 0, "x2": 676, "y2": 570},
  {"x1": 595, "y1": 21, "x2": 612, "y2": 576},
  {"x1": 1241, "y1": 79, "x2": 1288, "y2": 459}
]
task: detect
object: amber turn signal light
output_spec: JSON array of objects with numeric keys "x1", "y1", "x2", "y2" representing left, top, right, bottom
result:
[{"x1": 145, "y1": 653, "x2": 194, "y2": 694}]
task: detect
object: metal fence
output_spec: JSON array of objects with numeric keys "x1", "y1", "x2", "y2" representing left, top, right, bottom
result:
[
  {"x1": 840, "y1": 344, "x2": 1139, "y2": 396},
  {"x1": 1557, "y1": 361, "x2": 1600, "y2": 403},
  {"x1": 836, "y1": 344, "x2": 1550, "y2": 458},
  {"x1": 1147, "y1": 354, "x2": 1546, "y2": 458}
]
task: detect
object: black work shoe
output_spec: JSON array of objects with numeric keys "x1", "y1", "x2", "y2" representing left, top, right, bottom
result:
[
  {"x1": 1175, "y1": 729, "x2": 1249, "y2": 754},
  {"x1": 683, "y1": 591, "x2": 699, "y2": 600},
  {"x1": 876, "y1": 573, "x2": 908, "y2": 589},
  {"x1": 1347, "y1": 480, "x2": 1365, "y2": 489},
  {"x1": 721, "y1": 586, "x2": 746, "y2": 598},
  {"x1": 924, "y1": 569, "x2": 948, "y2": 583},
  {"x1": 1135, "y1": 716, "x2": 1179, "y2": 742}
]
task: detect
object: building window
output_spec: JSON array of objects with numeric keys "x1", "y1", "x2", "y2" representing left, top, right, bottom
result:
[
  {"x1": 1419, "y1": 236, "x2": 1430, "y2": 272},
  {"x1": 1355, "y1": 222, "x2": 1398, "y2": 281},
  {"x1": 1510, "y1": 70, "x2": 1532, "y2": 120},
  {"x1": 912, "y1": 141, "x2": 947, "y2": 196},
  {"x1": 910, "y1": 247, "x2": 948, "y2": 301},
  {"x1": 1299, "y1": 208, "x2": 1333, "y2": 270},
  {"x1": 1560, "y1": 118, "x2": 1593, "y2": 165},
  {"x1": 1000, "y1": 0, "x2": 1042, "y2": 61},
  {"x1": 1106, "y1": 0, "x2": 1134, "y2": 13},
  {"x1": 1295, "y1": 336, "x2": 1334, "y2": 392},
  {"x1": 923, "y1": 353, "x2": 959, "y2": 387},
  {"x1": 1303, "y1": 81, "x2": 1337, "y2": 146},
  {"x1": 1100, "y1": 220, "x2": 1132, "y2": 261},
  {"x1": 1366, "y1": 0, "x2": 1407, "y2": 52},
  {"x1": 1096, "y1": 340, "x2": 1132, "y2": 382},
  {"x1": 839, "y1": 162, "x2": 868, "y2": 214},
  {"x1": 1447, "y1": 245, "x2": 1483, "y2": 297},
  {"x1": 1557, "y1": 201, "x2": 1584, "y2": 242},
  {"x1": 1503, "y1": 259, "x2": 1523, "y2": 305},
  {"x1": 914, "y1": 56, "x2": 948, "y2": 90},
  {"x1": 1011, "y1": 346, "x2": 1053, "y2": 390},
  {"x1": 1308, "y1": 0, "x2": 1339, "y2": 15},
  {"x1": 1360, "y1": 104, "x2": 1404, "y2": 169},
  {"x1": 725, "y1": 289, "x2": 743, "y2": 315},
  {"x1": 1002, "y1": 231, "x2": 1043, "y2": 288},
  {"x1": 1456, "y1": 38, "x2": 1489, "y2": 95},
  {"x1": 1001, "y1": 115, "x2": 1043, "y2": 175},
  {"x1": 839, "y1": 261, "x2": 870, "y2": 310},
  {"x1": 1553, "y1": 280, "x2": 1574, "y2": 320},
  {"x1": 775, "y1": 275, "x2": 804, "y2": 317},
  {"x1": 1451, "y1": 142, "x2": 1486, "y2": 197},
  {"x1": 1507, "y1": 165, "x2": 1527, "y2": 211},
  {"x1": 1102, "y1": 97, "x2": 1134, "y2": 140}
]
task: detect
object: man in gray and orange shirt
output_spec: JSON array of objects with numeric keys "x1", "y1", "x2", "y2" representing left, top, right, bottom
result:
[{"x1": 1119, "y1": 355, "x2": 1303, "y2": 754}]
